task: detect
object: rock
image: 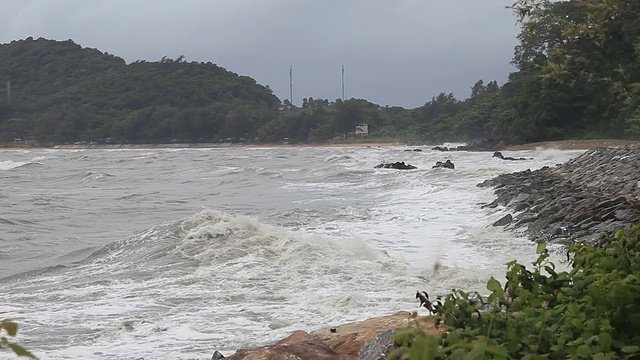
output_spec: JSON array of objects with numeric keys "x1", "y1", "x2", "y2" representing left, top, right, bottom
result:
[
  {"x1": 225, "y1": 330, "x2": 341, "y2": 360},
  {"x1": 432, "y1": 160, "x2": 455, "y2": 169},
  {"x1": 492, "y1": 151, "x2": 531, "y2": 161},
  {"x1": 374, "y1": 162, "x2": 417, "y2": 170},
  {"x1": 311, "y1": 312, "x2": 442, "y2": 360},
  {"x1": 357, "y1": 329, "x2": 397, "y2": 360},
  {"x1": 432, "y1": 141, "x2": 501, "y2": 152},
  {"x1": 492, "y1": 213, "x2": 513, "y2": 227},
  {"x1": 211, "y1": 350, "x2": 225, "y2": 360},
  {"x1": 479, "y1": 144, "x2": 640, "y2": 244}
]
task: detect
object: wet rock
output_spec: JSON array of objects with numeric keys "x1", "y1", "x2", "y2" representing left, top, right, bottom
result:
[
  {"x1": 374, "y1": 162, "x2": 417, "y2": 170},
  {"x1": 478, "y1": 144, "x2": 640, "y2": 244},
  {"x1": 493, "y1": 214, "x2": 513, "y2": 227},
  {"x1": 211, "y1": 350, "x2": 225, "y2": 360},
  {"x1": 492, "y1": 151, "x2": 531, "y2": 161},
  {"x1": 445, "y1": 140, "x2": 501, "y2": 152},
  {"x1": 432, "y1": 160, "x2": 455, "y2": 169}
]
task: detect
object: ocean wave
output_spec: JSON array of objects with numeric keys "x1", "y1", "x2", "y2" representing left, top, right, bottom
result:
[{"x1": 0, "y1": 160, "x2": 42, "y2": 170}]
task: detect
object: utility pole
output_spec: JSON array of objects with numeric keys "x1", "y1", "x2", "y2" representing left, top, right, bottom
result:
[
  {"x1": 6, "y1": 80, "x2": 10, "y2": 106},
  {"x1": 341, "y1": 65, "x2": 345, "y2": 101},
  {"x1": 289, "y1": 65, "x2": 293, "y2": 112}
]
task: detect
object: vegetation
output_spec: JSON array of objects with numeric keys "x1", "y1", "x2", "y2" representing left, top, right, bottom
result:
[
  {"x1": 1, "y1": 320, "x2": 36, "y2": 358},
  {"x1": 0, "y1": 37, "x2": 280, "y2": 145},
  {"x1": 1, "y1": 0, "x2": 639, "y2": 146},
  {"x1": 391, "y1": 225, "x2": 640, "y2": 359}
]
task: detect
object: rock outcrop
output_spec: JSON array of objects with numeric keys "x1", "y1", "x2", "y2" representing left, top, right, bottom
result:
[
  {"x1": 478, "y1": 145, "x2": 640, "y2": 244},
  {"x1": 225, "y1": 330, "x2": 341, "y2": 360},
  {"x1": 492, "y1": 151, "x2": 531, "y2": 161},
  {"x1": 221, "y1": 312, "x2": 442, "y2": 360},
  {"x1": 375, "y1": 162, "x2": 417, "y2": 170},
  {"x1": 432, "y1": 160, "x2": 455, "y2": 169},
  {"x1": 432, "y1": 140, "x2": 501, "y2": 152}
]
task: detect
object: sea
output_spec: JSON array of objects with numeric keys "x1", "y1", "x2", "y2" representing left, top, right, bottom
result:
[{"x1": 0, "y1": 145, "x2": 586, "y2": 360}]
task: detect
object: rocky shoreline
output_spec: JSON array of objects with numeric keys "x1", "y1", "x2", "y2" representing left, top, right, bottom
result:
[{"x1": 478, "y1": 144, "x2": 640, "y2": 244}]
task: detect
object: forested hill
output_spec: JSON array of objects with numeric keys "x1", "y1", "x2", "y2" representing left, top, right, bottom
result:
[
  {"x1": 2, "y1": 0, "x2": 640, "y2": 148},
  {"x1": 0, "y1": 37, "x2": 280, "y2": 144}
]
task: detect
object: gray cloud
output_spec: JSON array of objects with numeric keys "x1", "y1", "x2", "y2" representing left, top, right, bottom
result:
[{"x1": 0, "y1": 0, "x2": 520, "y2": 108}]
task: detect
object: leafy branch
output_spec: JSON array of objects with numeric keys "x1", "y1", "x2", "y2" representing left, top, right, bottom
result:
[{"x1": 1, "y1": 320, "x2": 37, "y2": 359}]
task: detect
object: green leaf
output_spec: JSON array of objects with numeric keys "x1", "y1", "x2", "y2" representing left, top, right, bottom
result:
[
  {"x1": 536, "y1": 242, "x2": 546, "y2": 254},
  {"x1": 571, "y1": 318, "x2": 583, "y2": 330},
  {"x1": 576, "y1": 344, "x2": 591, "y2": 357},
  {"x1": 598, "y1": 332, "x2": 612, "y2": 352},
  {"x1": 7, "y1": 343, "x2": 37, "y2": 359},
  {"x1": 487, "y1": 277, "x2": 502, "y2": 292},
  {"x1": 622, "y1": 345, "x2": 640, "y2": 354},
  {"x1": 1, "y1": 321, "x2": 18, "y2": 337}
]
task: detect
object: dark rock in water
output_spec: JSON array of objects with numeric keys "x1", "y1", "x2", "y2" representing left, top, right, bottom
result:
[
  {"x1": 211, "y1": 350, "x2": 225, "y2": 360},
  {"x1": 357, "y1": 329, "x2": 397, "y2": 360},
  {"x1": 375, "y1": 162, "x2": 417, "y2": 170},
  {"x1": 432, "y1": 160, "x2": 455, "y2": 169},
  {"x1": 493, "y1": 151, "x2": 531, "y2": 161},
  {"x1": 434, "y1": 140, "x2": 501, "y2": 152},
  {"x1": 493, "y1": 214, "x2": 513, "y2": 227},
  {"x1": 478, "y1": 144, "x2": 640, "y2": 244},
  {"x1": 403, "y1": 148, "x2": 423, "y2": 152}
]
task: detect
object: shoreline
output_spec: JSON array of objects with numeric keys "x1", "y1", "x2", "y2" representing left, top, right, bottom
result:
[
  {"x1": 0, "y1": 141, "x2": 405, "y2": 151},
  {"x1": 1, "y1": 139, "x2": 637, "y2": 151}
]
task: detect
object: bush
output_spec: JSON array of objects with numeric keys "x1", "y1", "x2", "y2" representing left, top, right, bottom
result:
[
  {"x1": 1, "y1": 320, "x2": 36, "y2": 358},
  {"x1": 392, "y1": 225, "x2": 640, "y2": 359}
]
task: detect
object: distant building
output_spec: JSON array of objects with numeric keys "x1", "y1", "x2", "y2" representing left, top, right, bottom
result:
[{"x1": 355, "y1": 124, "x2": 369, "y2": 137}]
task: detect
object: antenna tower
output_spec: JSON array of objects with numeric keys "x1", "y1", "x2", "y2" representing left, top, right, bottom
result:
[
  {"x1": 341, "y1": 65, "x2": 345, "y2": 101},
  {"x1": 289, "y1": 65, "x2": 293, "y2": 108}
]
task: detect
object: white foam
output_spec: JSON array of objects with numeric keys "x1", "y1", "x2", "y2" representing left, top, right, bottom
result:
[{"x1": 0, "y1": 160, "x2": 28, "y2": 170}]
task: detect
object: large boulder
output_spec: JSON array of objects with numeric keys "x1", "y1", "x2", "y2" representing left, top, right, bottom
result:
[
  {"x1": 220, "y1": 312, "x2": 443, "y2": 360},
  {"x1": 311, "y1": 312, "x2": 442, "y2": 360},
  {"x1": 224, "y1": 330, "x2": 341, "y2": 360}
]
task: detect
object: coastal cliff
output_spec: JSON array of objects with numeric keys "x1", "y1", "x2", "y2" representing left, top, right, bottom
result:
[{"x1": 479, "y1": 144, "x2": 640, "y2": 243}]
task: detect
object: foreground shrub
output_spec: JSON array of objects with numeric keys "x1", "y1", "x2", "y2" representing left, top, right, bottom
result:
[
  {"x1": 1, "y1": 320, "x2": 36, "y2": 358},
  {"x1": 392, "y1": 225, "x2": 640, "y2": 359}
]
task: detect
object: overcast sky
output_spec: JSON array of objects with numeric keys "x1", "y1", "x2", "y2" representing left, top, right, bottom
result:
[{"x1": 0, "y1": 0, "x2": 520, "y2": 108}]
